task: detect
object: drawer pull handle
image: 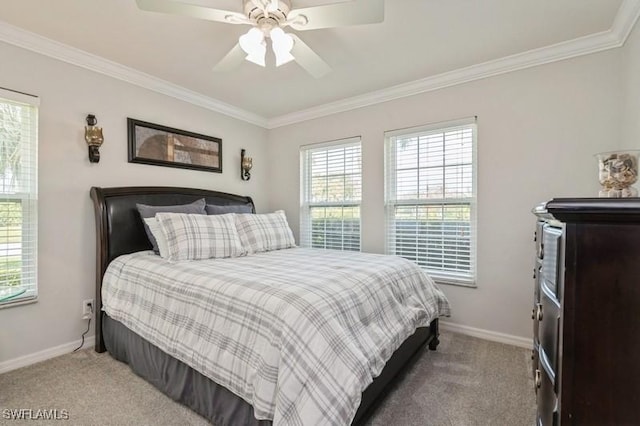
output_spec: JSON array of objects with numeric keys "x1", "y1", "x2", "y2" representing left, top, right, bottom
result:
[
  {"x1": 535, "y1": 369, "x2": 542, "y2": 389},
  {"x1": 536, "y1": 304, "x2": 543, "y2": 321},
  {"x1": 531, "y1": 308, "x2": 535, "y2": 320}
]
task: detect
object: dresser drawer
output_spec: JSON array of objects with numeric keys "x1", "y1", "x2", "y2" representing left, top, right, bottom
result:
[
  {"x1": 533, "y1": 259, "x2": 542, "y2": 303},
  {"x1": 532, "y1": 303, "x2": 540, "y2": 349},
  {"x1": 541, "y1": 225, "x2": 562, "y2": 299},
  {"x1": 532, "y1": 344, "x2": 539, "y2": 380},
  {"x1": 536, "y1": 360, "x2": 558, "y2": 426},
  {"x1": 539, "y1": 280, "x2": 560, "y2": 376},
  {"x1": 535, "y1": 221, "x2": 544, "y2": 259}
]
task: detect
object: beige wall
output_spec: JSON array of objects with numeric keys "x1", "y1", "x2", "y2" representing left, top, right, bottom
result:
[
  {"x1": 266, "y1": 49, "x2": 623, "y2": 340},
  {"x1": 0, "y1": 41, "x2": 268, "y2": 364},
  {"x1": 622, "y1": 19, "x2": 640, "y2": 147}
]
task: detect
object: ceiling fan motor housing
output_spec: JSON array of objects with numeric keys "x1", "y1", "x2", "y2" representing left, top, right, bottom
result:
[{"x1": 244, "y1": 0, "x2": 291, "y2": 31}]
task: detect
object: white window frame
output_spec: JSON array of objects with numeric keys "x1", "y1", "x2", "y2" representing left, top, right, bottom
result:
[
  {"x1": 0, "y1": 88, "x2": 39, "y2": 308},
  {"x1": 385, "y1": 118, "x2": 477, "y2": 287},
  {"x1": 300, "y1": 136, "x2": 362, "y2": 251}
]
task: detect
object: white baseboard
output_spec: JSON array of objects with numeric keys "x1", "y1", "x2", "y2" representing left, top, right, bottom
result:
[
  {"x1": 440, "y1": 321, "x2": 533, "y2": 349},
  {"x1": 0, "y1": 335, "x2": 95, "y2": 375}
]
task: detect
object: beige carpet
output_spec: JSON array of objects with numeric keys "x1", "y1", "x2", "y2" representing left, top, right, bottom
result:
[{"x1": 0, "y1": 332, "x2": 535, "y2": 425}]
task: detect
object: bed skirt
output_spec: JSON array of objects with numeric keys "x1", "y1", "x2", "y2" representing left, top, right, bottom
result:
[{"x1": 103, "y1": 313, "x2": 437, "y2": 425}]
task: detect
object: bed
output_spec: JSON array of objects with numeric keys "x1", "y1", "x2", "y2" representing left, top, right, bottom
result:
[{"x1": 90, "y1": 186, "x2": 450, "y2": 425}]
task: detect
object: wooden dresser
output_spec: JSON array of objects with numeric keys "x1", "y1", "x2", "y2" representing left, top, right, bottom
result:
[{"x1": 532, "y1": 198, "x2": 640, "y2": 426}]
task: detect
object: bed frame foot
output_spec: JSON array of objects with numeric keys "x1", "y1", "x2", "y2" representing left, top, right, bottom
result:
[
  {"x1": 428, "y1": 319, "x2": 440, "y2": 351},
  {"x1": 428, "y1": 337, "x2": 440, "y2": 351}
]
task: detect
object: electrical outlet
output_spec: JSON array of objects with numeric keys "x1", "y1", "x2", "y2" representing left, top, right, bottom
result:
[{"x1": 82, "y1": 299, "x2": 94, "y2": 320}]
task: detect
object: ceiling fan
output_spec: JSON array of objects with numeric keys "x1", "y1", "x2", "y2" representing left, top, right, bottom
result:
[{"x1": 135, "y1": 0, "x2": 384, "y2": 78}]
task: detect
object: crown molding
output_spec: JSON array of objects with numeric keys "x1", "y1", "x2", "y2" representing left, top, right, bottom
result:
[
  {"x1": 267, "y1": 0, "x2": 640, "y2": 129},
  {"x1": 0, "y1": 21, "x2": 268, "y2": 128},
  {"x1": 613, "y1": 0, "x2": 640, "y2": 42}
]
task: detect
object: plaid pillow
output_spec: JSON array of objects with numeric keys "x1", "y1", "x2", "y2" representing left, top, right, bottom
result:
[
  {"x1": 136, "y1": 199, "x2": 206, "y2": 253},
  {"x1": 235, "y1": 210, "x2": 296, "y2": 254},
  {"x1": 144, "y1": 217, "x2": 169, "y2": 258},
  {"x1": 156, "y1": 212, "x2": 246, "y2": 261}
]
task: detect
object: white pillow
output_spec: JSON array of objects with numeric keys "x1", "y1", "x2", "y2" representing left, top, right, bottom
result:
[
  {"x1": 156, "y1": 212, "x2": 246, "y2": 261},
  {"x1": 144, "y1": 217, "x2": 169, "y2": 258},
  {"x1": 234, "y1": 210, "x2": 296, "y2": 254}
]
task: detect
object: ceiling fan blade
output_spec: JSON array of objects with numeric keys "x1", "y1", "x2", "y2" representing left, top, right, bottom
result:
[
  {"x1": 288, "y1": 0, "x2": 384, "y2": 31},
  {"x1": 212, "y1": 43, "x2": 246, "y2": 73},
  {"x1": 135, "y1": 0, "x2": 247, "y2": 24},
  {"x1": 290, "y1": 34, "x2": 331, "y2": 78}
]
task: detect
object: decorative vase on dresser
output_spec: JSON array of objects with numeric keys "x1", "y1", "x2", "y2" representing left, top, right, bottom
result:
[{"x1": 532, "y1": 198, "x2": 640, "y2": 426}]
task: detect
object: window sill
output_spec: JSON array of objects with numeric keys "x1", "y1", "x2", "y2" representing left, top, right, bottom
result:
[
  {"x1": 433, "y1": 278, "x2": 477, "y2": 288},
  {"x1": 0, "y1": 296, "x2": 38, "y2": 310}
]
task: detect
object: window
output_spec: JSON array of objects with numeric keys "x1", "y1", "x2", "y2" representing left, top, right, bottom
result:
[
  {"x1": 385, "y1": 118, "x2": 476, "y2": 286},
  {"x1": 300, "y1": 137, "x2": 361, "y2": 251},
  {"x1": 0, "y1": 88, "x2": 38, "y2": 306}
]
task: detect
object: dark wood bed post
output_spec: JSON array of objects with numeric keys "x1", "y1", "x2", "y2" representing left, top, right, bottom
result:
[
  {"x1": 428, "y1": 319, "x2": 440, "y2": 350},
  {"x1": 90, "y1": 187, "x2": 108, "y2": 353}
]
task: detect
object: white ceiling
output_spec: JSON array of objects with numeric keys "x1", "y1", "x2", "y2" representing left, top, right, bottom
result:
[{"x1": 0, "y1": 0, "x2": 628, "y2": 120}]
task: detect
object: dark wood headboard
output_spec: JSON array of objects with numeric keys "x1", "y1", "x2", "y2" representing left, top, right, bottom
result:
[{"x1": 90, "y1": 186, "x2": 255, "y2": 352}]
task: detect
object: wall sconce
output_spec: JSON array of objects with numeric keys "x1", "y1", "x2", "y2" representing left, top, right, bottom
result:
[
  {"x1": 241, "y1": 149, "x2": 253, "y2": 181},
  {"x1": 84, "y1": 114, "x2": 104, "y2": 163}
]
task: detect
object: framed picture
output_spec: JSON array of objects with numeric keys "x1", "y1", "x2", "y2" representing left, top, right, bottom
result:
[{"x1": 127, "y1": 118, "x2": 222, "y2": 173}]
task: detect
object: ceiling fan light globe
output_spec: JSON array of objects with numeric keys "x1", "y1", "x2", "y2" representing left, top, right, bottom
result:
[
  {"x1": 245, "y1": 45, "x2": 267, "y2": 67},
  {"x1": 270, "y1": 27, "x2": 286, "y2": 40},
  {"x1": 271, "y1": 28, "x2": 295, "y2": 66},
  {"x1": 271, "y1": 28, "x2": 294, "y2": 52},
  {"x1": 275, "y1": 51, "x2": 295, "y2": 67},
  {"x1": 239, "y1": 27, "x2": 265, "y2": 55}
]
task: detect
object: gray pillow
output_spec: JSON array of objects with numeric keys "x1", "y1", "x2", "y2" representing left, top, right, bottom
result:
[
  {"x1": 137, "y1": 199, "x2": 206, "y2": 253},
  {"x1": 205, "y1": 204, "x2": 253, "y2": 215}
]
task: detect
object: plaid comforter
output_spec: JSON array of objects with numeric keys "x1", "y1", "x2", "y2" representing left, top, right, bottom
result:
[{"x1": 102, "y1": 248, "x2": 451, "y2": 425}]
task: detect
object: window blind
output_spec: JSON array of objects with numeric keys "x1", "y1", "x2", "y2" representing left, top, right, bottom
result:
[
  {"x1": 0, "y1": 88, "x2": 38, "y2": 306},
  {"x1": 385, "y1": 118, "x2": 476, "y2": 286},
  {"x1": 300, "y1": 137, "x2": 361, "y2": 251}
]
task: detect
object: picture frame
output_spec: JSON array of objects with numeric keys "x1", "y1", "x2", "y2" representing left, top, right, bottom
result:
[{"x1": 127, "y1": 118, "x2": 222, "y2": 173}]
